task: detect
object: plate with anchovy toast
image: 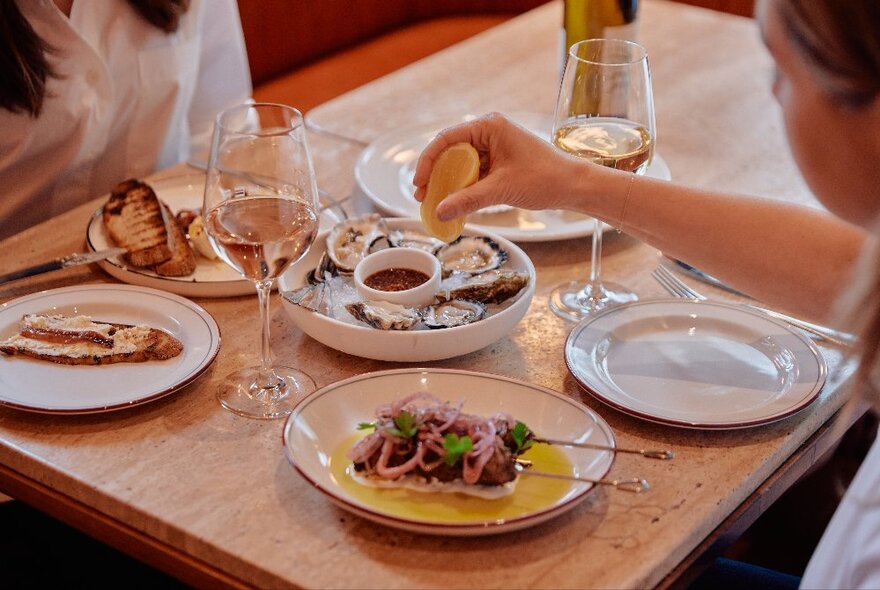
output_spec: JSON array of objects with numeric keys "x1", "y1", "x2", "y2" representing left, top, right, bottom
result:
[
  {"x1": 87, "y1": 173, "x2": 343, "y2": 298},
  {"x1": 0, "y1": 284, "x2": 220, "y2": 414}
]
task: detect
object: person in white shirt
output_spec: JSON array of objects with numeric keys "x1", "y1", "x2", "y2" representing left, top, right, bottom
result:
[
  {"x1": 414, "y1": 0, "x2": 880, "y2": 587},
  {"x1": 0, "y1": 0, "x2": 251, "y2": 240}
]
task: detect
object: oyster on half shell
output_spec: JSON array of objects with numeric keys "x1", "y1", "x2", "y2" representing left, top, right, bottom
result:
[
  {"x1": 436, "y1": 236, "x2": 507, "y2": 276},
  {"x1": 386, "y1": 229, "x2": 446, "y2": 254},
  {"x1": 436, "y1": 270, "x2": 530, "y2": 305},
  {"x1": 345, "y1": 300, "x2": 421, "y2": 331},
  {"x1": 422, "y1": 299, "x2": 487, "y2": 329},
  {"x1": 326, "y1": 214, "x2": 387, "y2": 273}
]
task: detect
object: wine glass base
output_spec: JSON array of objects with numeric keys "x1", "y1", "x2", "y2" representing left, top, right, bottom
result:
[
  {"x1": 217, "y1": 366, "x2": 316, "y2": 420},
  {"x1": 549, "y1": 280, "x2": 638, "y2": 322}
]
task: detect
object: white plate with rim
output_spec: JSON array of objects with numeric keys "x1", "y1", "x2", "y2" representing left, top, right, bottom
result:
[
  {"x1": 354, "y1": 112, "x2": 672, "y2": 243},
  {"x1": 282, "y1": 368, "x2": 616, "y2": 536},
  {"x1": 277, "y1": 218, "x2": 535, "y2": 362},
  {"x1": 564, "y1": 299, "x2": 827, "y2": 430},
  {"x1": 0, "y1": 284, "x2": 220, "y2": 414},
  {"x1": 86, "y1": 173, "x2": 342, "y2": 298}
]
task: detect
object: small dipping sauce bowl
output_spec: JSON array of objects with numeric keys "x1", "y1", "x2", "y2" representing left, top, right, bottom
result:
[{"x1": 354, "y1": 247, "x2": 441, "y2": 308}]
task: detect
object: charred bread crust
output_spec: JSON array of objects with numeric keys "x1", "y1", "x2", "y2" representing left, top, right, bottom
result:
[
  {"x1": 103, "y1": 179, "x2": 172, "y2": 267},
  {"x1": 153, "y1": 202, "x2": 197, "y2": 277}
]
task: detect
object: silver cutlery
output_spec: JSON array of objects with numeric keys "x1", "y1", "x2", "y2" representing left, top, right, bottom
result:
[
  {"x1": 515, "y1": 460, "x2": 649, "y2": 493},
  {"x1": 664, "y1": 257, "x2": 748, "y2": 297},
  {"x1": 0, "y1": 247, "x2": 128, "y2": 285},
  {"x1": 651, "y1": 264, "x2": 856, "y2": 348},
  {"x1": 534, "y1": 437, "x2": 674, "y2": 460}
]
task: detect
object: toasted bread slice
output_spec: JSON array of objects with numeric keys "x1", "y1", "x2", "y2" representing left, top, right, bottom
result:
[
  {"x1": 0, "y1": 314, "x2": 183, "y2": 366},
  {"x1": 154, "y1": 202, "x2": 197, "y2": 276},
  {"x1": 103, "y1": 179, "x2": 172, "y2": 267}
]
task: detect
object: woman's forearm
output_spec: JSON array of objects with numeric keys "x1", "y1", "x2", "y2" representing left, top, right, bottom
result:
[{"x1": 565, "y1": 164, "x2": 868, "y2": 322}]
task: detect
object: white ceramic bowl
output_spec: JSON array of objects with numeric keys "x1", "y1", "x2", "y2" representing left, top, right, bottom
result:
[
  {"x1": 353, "y1": 247, "x2": 441, "y2": 308},
  {"x1": 278, "y1": 218, "x2": 536, "y2": 362}
]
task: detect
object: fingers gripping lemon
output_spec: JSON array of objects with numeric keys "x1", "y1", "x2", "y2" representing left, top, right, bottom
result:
[{"x1": 420, "y1": 142, "x2": 480, "y2": 242}]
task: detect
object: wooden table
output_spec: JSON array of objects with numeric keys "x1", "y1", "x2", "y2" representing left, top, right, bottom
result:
[{"x1": 0, "y1": 1, "x2": 858, "y2": 588}]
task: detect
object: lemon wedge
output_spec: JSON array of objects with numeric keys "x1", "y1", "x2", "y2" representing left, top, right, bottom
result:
[
  {"x1": 187, "y1": 215, "x2": 218, "y2": 261},
  {"x1": 419, "y1": 142, "x2": 479, "y2": 242}
]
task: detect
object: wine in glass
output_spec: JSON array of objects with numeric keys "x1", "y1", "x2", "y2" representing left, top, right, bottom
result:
[
  {"x1": 204, "y1": 103, "x2": 320, "y2": 419},
  {"x1": 550, "y1": 38, "x2": 655, "y2": 321}
]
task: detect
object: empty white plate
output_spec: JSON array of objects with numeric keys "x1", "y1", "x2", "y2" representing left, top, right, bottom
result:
[{"x1": 564, "y1": 299, "x2": 827, "y2": 429}]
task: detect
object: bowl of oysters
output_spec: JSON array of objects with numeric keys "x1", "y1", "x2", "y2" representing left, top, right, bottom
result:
[{"x1": 277, "y1": 214, "x2": 535, "y2": 362}]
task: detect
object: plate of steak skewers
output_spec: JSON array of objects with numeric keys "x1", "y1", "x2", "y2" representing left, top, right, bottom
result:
[{"x1": 282, "y1": 368, "x2": 621, "y2": 536}]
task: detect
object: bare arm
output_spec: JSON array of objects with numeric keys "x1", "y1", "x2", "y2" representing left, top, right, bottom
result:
[{"x1": 413, "y1": 114, "x2": 867, "y2": 323}]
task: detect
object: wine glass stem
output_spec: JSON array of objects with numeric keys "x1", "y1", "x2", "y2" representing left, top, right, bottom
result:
[
  {"x1": 587, "y1": 218, "x2": 604, "y2": 303},
  {"x1": 255, "y1": 279, "x2": 281, "y2": 391}
]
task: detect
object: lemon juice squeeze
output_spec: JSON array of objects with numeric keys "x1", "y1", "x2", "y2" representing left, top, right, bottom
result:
[{"x1": 420, "y1": 142, "x2": 480, "y2": 242}]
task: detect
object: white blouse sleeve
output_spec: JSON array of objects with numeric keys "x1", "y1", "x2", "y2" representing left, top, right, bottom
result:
[{"x1": 187, "y1": 0, "x2": 253, "y2": 158}]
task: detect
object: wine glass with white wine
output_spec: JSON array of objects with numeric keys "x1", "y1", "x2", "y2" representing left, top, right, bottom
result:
[
  {"x1": 203, "y1": 103, "x2": 320, "y2": 419},
  {"x1": 550, "y1": 38, "x2": 655, "y2": 321}
]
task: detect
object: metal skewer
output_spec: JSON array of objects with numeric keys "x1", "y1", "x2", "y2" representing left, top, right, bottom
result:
[
  {"x1": 534, "y1": 438, "x2": 674, "y2": 460},
  {"x1": 515, "y1": 461, "x2": 649, "y2": 493}
]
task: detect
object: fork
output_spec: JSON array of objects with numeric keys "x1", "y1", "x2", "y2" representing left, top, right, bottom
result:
[{"x1": 651, "y1": 264, "x2": 856, "y2": 348}]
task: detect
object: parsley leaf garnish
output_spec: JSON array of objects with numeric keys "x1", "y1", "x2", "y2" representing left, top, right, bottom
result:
[
  {"x1": 512, "y1": 421, "x2": 534, "y2": 454},
  {"x1": 442, "y1": 433, "x2": 473, "y2": 466},
  {"x1": 356, "y1": 422, "x2": 375, "y2": 431},
  {"x1": 386, "y1": 410, "x2": 419, "y2": 439}
]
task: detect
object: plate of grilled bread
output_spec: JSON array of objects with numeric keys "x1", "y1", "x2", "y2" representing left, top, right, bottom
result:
[
  {"x1": 0, "y1": 284, "x2": 220, "y2": 414},
  {"x1": 86, "y1": 173, "x2": 342, "y2": 298}
]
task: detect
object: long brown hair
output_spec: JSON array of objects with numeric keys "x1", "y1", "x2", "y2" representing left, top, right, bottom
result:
[
  {"x1": 0, "y1": 0, "x2": 190, "y2": 117},
  {"x1": 776, "y1": 0, "x2": 880, "y2": 394},
  {"x1": 776, "y1": 1, "x2": 880, "y2": 107}
]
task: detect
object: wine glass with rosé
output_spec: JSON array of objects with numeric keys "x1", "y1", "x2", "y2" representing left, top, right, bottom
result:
[
  {"x1": 550, "y1": 38, "x2": 656, "y2": 321},
  {"x1": 203, "y1": 103, "x2": 319, "y2": 419}
]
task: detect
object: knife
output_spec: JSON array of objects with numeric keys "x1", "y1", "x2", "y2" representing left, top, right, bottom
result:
[
  {"x1": 664, "y1": 257, "x2": 857, "y2": 348},
  {"x1": 0, "y1": 247, "x2": 128, "y2": 285},
  {"x1": 664, "y1": 257, "x2": 749, "y2": 297}
]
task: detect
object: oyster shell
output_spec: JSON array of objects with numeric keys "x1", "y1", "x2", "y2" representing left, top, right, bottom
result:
[
  {"x1": 326, "y1": 214, "x2": 387, "y2": 272},
  {"x1": 283, "y1": 281, "x2": 333, "y2": 316},
  {"x1": 386, "y1": 229, "x2": 446, "y2": 254},
  {"x1": 306, "y1": 251, "x2": 338, "y2": 284},
  {"x1": 345, "y1": 300, "x2": 421, "y2": 330},
  {"x1": 435, "y1": 236, "x2": 507, "y2": 276},
  {"x1": 436, "y1": 270, "x2": 530, "y2": 305},
  {"x1": 367, "y1": 235, "x2": 391, "y2": 254},
  {"x1": 422, "y1": 299, "x2": 487, "y2": 329}
]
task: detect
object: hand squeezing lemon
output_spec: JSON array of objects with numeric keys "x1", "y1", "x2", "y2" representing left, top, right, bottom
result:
[{"x1": 420, "y1": 142, "x2": 480, "y2": 242}]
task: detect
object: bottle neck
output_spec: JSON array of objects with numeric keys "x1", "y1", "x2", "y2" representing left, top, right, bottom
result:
[{"x1": 563, "y1": 0, "x2": 640, "y2": 45}]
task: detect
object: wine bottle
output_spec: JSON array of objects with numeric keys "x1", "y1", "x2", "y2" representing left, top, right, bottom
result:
[{"x1": 562, "y1": 0, "x2": 639, "y2": 66}]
